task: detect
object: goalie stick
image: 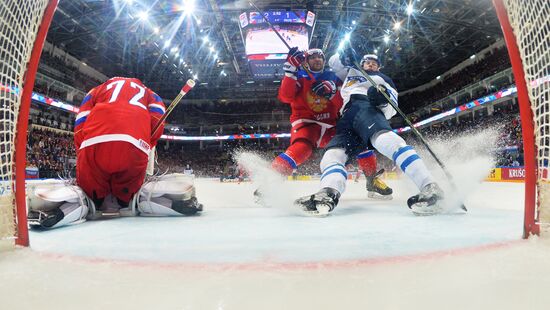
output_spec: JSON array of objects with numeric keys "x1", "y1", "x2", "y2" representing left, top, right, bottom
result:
[
  {"x1": 248, "y1": 1, "x2": 316, "y2": 81},
  {"x1": 350, "y1": 55, "x2": 468, "y2": 212},
  {"x1": 151, "y1": 79, "x2": 195, "y2": 137},
  {"x1": 147, "y1": 79, "x2": 196, "y2": 175}
]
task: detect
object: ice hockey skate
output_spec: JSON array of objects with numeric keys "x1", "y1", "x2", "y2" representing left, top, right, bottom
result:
[
  {"x1": 407, "y1": 183, "x2": 444, "y2": 216},
  {"x1": 294, "y1": 187, "x2": 340, "y2": 217},
  {"x1": 366, "y1": 169, "x2": 393, "y2": 200}
]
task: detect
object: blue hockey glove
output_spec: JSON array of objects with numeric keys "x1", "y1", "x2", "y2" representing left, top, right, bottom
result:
[{"x1": 312, "y1": 80, "x2": 337, "y2": 99}]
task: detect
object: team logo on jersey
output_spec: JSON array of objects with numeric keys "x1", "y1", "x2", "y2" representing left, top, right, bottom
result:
[
  {"x1": 306, "y1": 91, "x2": 328, "y2": 112},
  {"x1": 345, "y1": 76, "x2": 368, "y2": 88}
]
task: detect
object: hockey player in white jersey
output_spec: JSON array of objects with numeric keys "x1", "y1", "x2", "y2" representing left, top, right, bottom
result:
[
  {"x1": 27, "y1": 173, "x2": 203, "y2": 229},
  {"x1": 295, "y1": 48, "x2": 444, "y2": 216}
]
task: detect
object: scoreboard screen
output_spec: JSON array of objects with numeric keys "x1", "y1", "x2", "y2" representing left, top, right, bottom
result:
[{"x1": 239, "y1": 10, "x2": 315, "y2": 79}]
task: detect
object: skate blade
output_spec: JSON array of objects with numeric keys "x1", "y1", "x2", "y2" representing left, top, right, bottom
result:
[
  {"x1": 293, "y1": 201, "x2": 330, "y2": 217},
  {"x1": 410, "y1": 202, "x2": 443, "y2": 216},
  {"x1": 367, "y1": 192, "x2": 393, "y2": 201}
]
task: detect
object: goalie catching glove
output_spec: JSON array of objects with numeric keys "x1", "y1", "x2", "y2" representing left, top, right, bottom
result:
[{"x1": 312, "y1": 80, "x2": 337, "y2": 99}]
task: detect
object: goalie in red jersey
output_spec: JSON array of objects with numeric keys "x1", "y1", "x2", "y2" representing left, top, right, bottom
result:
[
  {"x1": 257, "y1": 48, "x2": 392, "y2": 201},
  {"x1": 73, "y1": 77, "x2": 166, "y2": 208},
  {"x1": 27, "y1": 77, "x2": 202, "y2": 229}
]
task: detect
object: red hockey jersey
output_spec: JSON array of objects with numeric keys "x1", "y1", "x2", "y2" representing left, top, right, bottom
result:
[
  {"x1": 278, "y1": 69, "x2": 344, "y2": 126},
  {"x1": 74, "y1": 77, "x2": 166, "y2": 155}
]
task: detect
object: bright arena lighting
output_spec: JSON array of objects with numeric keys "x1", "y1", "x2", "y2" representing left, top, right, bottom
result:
[
  {"x1": 406, "y1": 3, "x2": 414, "y2": 15},
  {"x1": 153, "y1": 27, "x2": 159, "y2": 34},
  {"x1": 137, "y1": 11, "x2": 148, "y2": 21},
  {"x1": 344, "y1": 32, "x2": 351, "y2": 41},
  {"x1": 182, "y1": 0, "x2": 195, "y2": 15},
  {"x1": 393, "y1": 21, "x2": 402, "y2": 30},
  {"x1": 383, "y1": 35, "x2": 390, "y2": 43}
]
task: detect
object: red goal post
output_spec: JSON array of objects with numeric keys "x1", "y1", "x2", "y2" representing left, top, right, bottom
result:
[
  {"x1": 0, "y1": 0, "x2": 58, "y2": 247},
  {"x1": 493, "y1": 0, "x2": 550, "y2": 238}
]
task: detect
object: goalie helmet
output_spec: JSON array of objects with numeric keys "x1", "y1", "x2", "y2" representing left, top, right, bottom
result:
[
  {"x1": 305, "y1": 48, "x2": 325, "y2": 60},
  {"x1": 361, "y1": 54, "x2": 380, "y2": 66}
]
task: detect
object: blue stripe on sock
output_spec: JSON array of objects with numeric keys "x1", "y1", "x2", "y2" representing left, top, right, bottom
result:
[
  {"x1": 392, "y1": 145, "x2": 413, "y2": 162},
  {"x1": 400, "y1": 154, "x2": 420, "y2": 172},
  {"x1": 279, "y1": 153, "x2": 297, "y2": 169},
  {"x1": 321, "y1": 168, "x2": 347, "y2": 181},
  {"x1": 357, "y1": 150, "x2": 374, "y2": 159}
]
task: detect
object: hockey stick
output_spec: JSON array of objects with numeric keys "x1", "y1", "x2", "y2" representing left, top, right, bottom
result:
[
  {"x1": 248, "y1": 1, "x2": 316, "y2": 81},
  {"x1": 350, "y1": 59, "x2": 468, "y2": 212},
  {"x1": 151, "y1": 79, "x2": 196, "y2": 137},
  {"x1": 147, "y1": 79, "x2": 195, "y2": 176}
]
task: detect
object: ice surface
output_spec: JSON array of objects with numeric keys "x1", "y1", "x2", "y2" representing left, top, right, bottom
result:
[{"x1": 2, "y1": 178, "x2": 550, "y2": 309}]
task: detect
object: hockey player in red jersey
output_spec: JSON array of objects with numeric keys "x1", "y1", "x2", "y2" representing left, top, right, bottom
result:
[
  {"x1": 74, "y1": 77, "x2": 166, "y2": 208},
  {"x1": 266, "y1": 47, "x2": 392, "y2": 199}
]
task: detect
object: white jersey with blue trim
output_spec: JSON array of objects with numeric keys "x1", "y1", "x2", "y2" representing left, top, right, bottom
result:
[{"x1": 328, "y1": 54, "x2": 398, "y2": 119}]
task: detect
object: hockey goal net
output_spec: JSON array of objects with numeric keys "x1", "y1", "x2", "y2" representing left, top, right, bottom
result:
[
  {"x1": 0, "y1": 0, "x2": 58, "y2": 248},
  {"x1": 494, "y1": 0, "x2": 550, "y2": 237}
]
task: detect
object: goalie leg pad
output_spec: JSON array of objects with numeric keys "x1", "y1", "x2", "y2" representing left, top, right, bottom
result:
[{"x1": 136, "y1": 173, "x2": 204, "y2": 216}]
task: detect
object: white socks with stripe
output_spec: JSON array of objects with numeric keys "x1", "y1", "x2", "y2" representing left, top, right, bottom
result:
[
  {"x1": 371, "y1": 131, "x2": 434, "y2": 190},
  {"x1": 319, "y1": 148, "x2": 349, "y2": 194}
]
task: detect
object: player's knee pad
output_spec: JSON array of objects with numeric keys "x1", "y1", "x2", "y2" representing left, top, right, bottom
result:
[
  {"x1": 370, "y1": 130, "x2": 407, "y2": 160},
  {"x1": 135, "y1": 173, "x2": 203, "y2": 216}
]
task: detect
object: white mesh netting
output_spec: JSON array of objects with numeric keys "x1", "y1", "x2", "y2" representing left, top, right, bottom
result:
[
  {"x1": 502, "y1": 0, "x2": 550, "y2": 229},
  {"x1": 0, "y1": 1, "x2": 49, "y2": 241}
]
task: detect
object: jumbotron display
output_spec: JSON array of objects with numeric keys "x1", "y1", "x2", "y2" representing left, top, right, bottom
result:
[{"x1": 239, "y1": 10, "x2": 315, "y2": 79}]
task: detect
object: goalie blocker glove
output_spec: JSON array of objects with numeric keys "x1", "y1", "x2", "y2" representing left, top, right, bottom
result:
[{"x1": 312, "y1": 80, "x2": 337, "y2": 99}]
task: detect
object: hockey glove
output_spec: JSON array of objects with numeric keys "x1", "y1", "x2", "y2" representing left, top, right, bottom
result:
[
  {"x1": 287, "y1": 47, "x2": 305, "y2": 67},
  {"x1": 312, "y1": 80, "x2": 337, "y2": 99},
  {"x1": 367, "y1": 84, "x2": 390, "y2": 108},
  {"x1": 339, "y1": 46, "x2": 359, "y2": 67}
]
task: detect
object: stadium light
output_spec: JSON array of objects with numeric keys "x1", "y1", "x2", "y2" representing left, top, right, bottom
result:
[
  {"x1": 393, "y1": 21, "x2": 402, "y2": 30},
  {"x1": 352, "y1": 20, "x2": 356, "y2": 25},
  {"x1": 193, "y1": 74, "x2": 198, "y2": 80},
  {"x1": 209, "y1": 46, "x2": 215, "y2": 52},
  {"x1": 137, "y1": 11, "x2": 148, "y2": 21},
  {"x1": 153, "y1": 27, "x2": 159, "y2": 34},
  {"x1": 164, "y1": 40, "x2": 171, "y2": 48},
  {"x1": 203, "y1": 36, "x2": 208, "y2": 43},
  {"x1": 344, "y1": 32, "x2": 351, "y2": 42},
  {"x1": 182, "y1": 0, "x2": 195, "y2": 15},
  {"x1": 406, "y1": 3, "x2": 414, "y2": 16},
  {"x1": 338, "y1": 42, "x2": 345, "y2": 50},
  {"x1": 383, "y1": 35, "x2": 390, "y2": 44},
  {"x1": 374, "y1": 49, "x2": 378, "y2": 53}
]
